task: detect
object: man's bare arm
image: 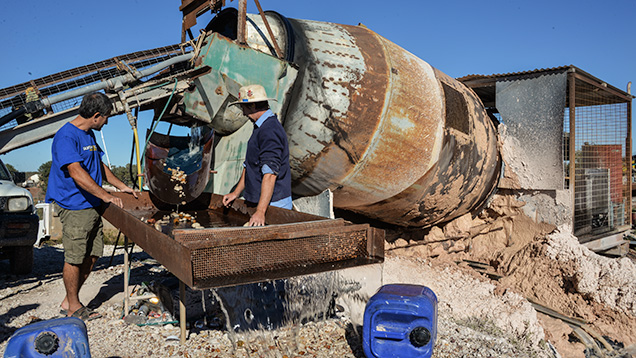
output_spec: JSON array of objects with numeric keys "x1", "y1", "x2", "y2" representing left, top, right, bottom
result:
[
  {"x1": 101, "y1": 162, "x2": 137, "y2": 198},
  {"x1": 249, "y1": 173, "x2": 276, "y2": 226},
  {"x1": 223, "y1": 168, "x2": 246, "y2": 207},
  {"x1": 67, "y1": 162, "x2": 123, "y2": 208}
]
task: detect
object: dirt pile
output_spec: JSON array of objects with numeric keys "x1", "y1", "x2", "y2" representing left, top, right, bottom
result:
[
  {"x1": 387, "y1": 192, "x2": 636, "y2": 357},
  {"x1": 497, "y1": 225, "x2": 636, "y2": 350}
]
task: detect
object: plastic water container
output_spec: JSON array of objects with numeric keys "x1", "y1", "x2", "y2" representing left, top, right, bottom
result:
[
  {"x1": 4, "y1": 317, "x2": 91, "y2": 358},
  {"x1": 363, "y1": 284, "x2": 437, "y2": 358}
]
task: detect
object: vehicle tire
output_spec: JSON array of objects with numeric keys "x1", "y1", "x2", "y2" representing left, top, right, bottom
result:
[{"x1": 9, "y1": 245, "x2": 34, "y2": 274}]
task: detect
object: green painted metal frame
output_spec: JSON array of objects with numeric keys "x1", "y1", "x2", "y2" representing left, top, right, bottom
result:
[
  {"x1": 183, "y1": 32, "x2": 297, "y2": 126},
  {"x1": 183, "y1": 32, "x2": 298, "y2": 196}
]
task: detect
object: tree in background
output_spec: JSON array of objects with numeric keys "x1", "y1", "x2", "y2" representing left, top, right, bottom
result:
[
  {"x1": 4, "y1": 162, "x2": 26, "y2": 183},
  {"x1": 5, "y1": 163, "x2": 17, "y2": 176},
  {"x1": 4, "y1": 163, "x2": 19, "y2": 183},
  {"x1": 107, "y1": 164, "x2": 138, "y2": 188},
  {"x1": 36, "y1": 161, "x2": 139, "y2": 193},
  {"x1": 38, "y1": 161, "x2": 52, "y2": 193}
]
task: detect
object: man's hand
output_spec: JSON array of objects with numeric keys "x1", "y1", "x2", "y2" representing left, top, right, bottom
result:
[
  {"x1": 248, "y1": 210, "x2": 266, "y2": 226},
  {"x1": 103, "y1": 194, "x2": 124, "y2": 208},
  {"x1": 222, "y1": 192, "x2": 238, "y2": 207},
  {"x1": 120, "y1": 186, "x2": 138, "y2": 199}
]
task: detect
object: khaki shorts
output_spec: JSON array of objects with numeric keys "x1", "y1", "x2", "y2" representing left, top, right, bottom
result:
[{"x1": 55, "y1": 203, "x2": 104, "y2": 265}]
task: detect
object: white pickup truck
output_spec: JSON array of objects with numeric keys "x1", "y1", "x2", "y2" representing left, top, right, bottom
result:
[{"x1": 0, "y1": 158, "x2": 38, "y2": 274}]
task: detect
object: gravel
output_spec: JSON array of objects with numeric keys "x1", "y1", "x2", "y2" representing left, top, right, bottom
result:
[{"x1": 0, "y1": 243, "x2": 631, "y2": 357}]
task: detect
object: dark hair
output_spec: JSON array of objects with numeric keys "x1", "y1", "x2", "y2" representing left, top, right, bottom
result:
[
  {"x1": 253, "y1": 101, "x2": 270, "y2": 111},
  {"x1": 78, "y1": 92, "x2": 113, "y2": 119}
]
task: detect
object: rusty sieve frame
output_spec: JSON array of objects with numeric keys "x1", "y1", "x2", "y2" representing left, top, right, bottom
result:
[
  {"x1": 174, "y1": 222, "x2": 382, "y2": 288},
  {"x1": 102, "y1": 192, "x2": 384, "y2": 289},
  {"x1": 564, "y1": 71, "x2": 632, "y2": 241}
]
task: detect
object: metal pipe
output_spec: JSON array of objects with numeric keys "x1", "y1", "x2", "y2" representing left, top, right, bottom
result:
[
  {"x1": 237, "y1": 0, "x2": 247, "y2": 44},
  {"x1": 568, "y1": 71, "x2": 576, "y2": 228},
  {"x1": 180, "y1": 281, "x2": 186, "y2": 344},
  {"x1": 133, "y1": 126, "x2": 143, "y2": 190},
  {"x1": 41, "y1": 53, "x2": 193, "y2": 108},
  {"x1": 627, "y1": 93, "x2": 632, "y2": 226},
  {"x1": 123, "y1": 235, "x2": 130, "y2": 318}
]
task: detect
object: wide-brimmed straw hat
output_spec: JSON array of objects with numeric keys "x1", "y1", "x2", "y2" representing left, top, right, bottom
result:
[{"x1": 229, "y1": 84, "x2": 277, "y2": 106}]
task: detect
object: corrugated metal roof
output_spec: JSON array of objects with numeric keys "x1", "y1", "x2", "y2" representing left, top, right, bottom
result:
[
  {"x1": 457, "y1": 65, "x2": 633, "y2": 100},
  {"x1": 456, "y1": 65, "x2": 572, "y2": 82}
]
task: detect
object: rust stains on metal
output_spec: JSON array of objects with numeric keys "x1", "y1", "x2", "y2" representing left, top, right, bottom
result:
[
  {"x1": 286, "y1": 22, "x2": 388, "y2": 196},
  {"x1": 333, "y1": 29, "x2": 445, "y2": 207},
  {"x1": 144, "y1": 128, "x2": 214, "y2": 205},
  {"x1": 286, "y1": 22, "x2": 445, "y2": 209},
  {"x1": 346, "y1": 70, "x2": 500, "y2": 227},
  {"x1": 102, "y1": 192, "x2": 384, "y2": 289},
  {"x1": 203, "y1": 13, "x2": 500, "y2": 227},
  {"x1": 101, "y1": 192, "x2": 195, "y2": 286}
]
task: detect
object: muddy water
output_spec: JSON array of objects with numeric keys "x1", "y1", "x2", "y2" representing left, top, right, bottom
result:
[{"x1": 206, "y1": 264, "x2": 383, "y2": 356}]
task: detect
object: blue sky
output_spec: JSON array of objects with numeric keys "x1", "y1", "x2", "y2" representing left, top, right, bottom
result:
[{"x1": 0, "y1": 0, "x2": 634, "y2": 171}]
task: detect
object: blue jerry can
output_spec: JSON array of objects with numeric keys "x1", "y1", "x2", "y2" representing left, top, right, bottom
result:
[
  {"x1": 4, "y1": 317, "x2": 91, "y2": 358},
  {"x1": 363, "y1": 284, "x2": 438, "y2": 358}
]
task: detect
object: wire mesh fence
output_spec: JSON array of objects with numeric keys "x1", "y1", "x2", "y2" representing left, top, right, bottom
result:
[{"x1": 565, "y1": 77, "x2": 630, "y2": 239}]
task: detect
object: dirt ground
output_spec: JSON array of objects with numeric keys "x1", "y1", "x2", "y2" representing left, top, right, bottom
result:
[{"x1": 1, "y1": 193, "x2": 636, "y2": 357}]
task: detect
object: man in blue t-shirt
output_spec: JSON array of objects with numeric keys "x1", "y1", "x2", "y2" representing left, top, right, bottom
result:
[
  {"x1": 45, "y1": 92, "x2": 137, "y2": 321},
  {"x1": 222, "y1": 85, "x2": 291, "y2": 226}
]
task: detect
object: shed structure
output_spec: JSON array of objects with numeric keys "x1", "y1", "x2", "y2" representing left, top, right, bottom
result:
[{"x1": 459, "y1": 66, "x2": 633, "y2": 247}]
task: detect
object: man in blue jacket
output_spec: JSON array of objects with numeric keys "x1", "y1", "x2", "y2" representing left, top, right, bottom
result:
[
  {"x1": 222, "y1": 85, "x2": 291, "y2": 226},
  {"x1": 46, "y1": 92, "x2": 137, "y2": 321}
]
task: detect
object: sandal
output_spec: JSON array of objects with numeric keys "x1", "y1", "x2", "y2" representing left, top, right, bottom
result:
[{"x1": 70, "y1": 306, "x2": 102, "y2": 321}]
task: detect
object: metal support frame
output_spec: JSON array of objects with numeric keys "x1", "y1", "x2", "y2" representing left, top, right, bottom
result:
[
  {"x1": 105, "y1": 192, "x2": 384, "y2": 343},
  {"x1": 123, "y1": 236, "x2": 130, "y2": 317},
  {"x1": 568, "y1": 70, "x2": 577, "y2": 229},
  {"x1": 0, "y1": 63, "x2": 202, "y2": 155},
  {"x1": 628, "y1": 98, "x2": 633, "y2": 226},
  {"x1": 237, "y1": 0, "x2": 247, "y2": 44},
  {"x1": 179, "y1": 0, "x2": 283, "y2": 59},
  {"x1": 122, "y1": 235, "x2": 189, "y2": 344},
  {"x1": 180, "y1": 282, "x2": 187, "y2": 344},
  {"x1": 568, "y1": 69, "x2": 632, "y2": 244},
  {"x1": 253, "y1": 0, "x2": 283, "y2": 58},
  {"x1": 180, "y1": 0, "x2": 225, "y2": 42}
]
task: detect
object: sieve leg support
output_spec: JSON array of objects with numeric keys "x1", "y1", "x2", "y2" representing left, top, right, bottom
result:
[
  {"x1": 123, "y1": 236, "x2": 130, "y2": 317},
  {"x1": 180, "y1": 280, "x2": 187, "y2": 344}
]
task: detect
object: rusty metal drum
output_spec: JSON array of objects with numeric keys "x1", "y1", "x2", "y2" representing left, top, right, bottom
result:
[
  {"x1": 208, "y1": 12, "x2": 500, "y2": 227},
  {"x1": 144, "y1": 127, "x2": 214, "y2": 205}
]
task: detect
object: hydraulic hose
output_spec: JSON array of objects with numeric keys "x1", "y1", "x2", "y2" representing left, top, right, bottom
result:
[
  {"x1": 129, "y1": 133, "x2": 137, "y2": 190},
  {"x1": 133, "y1": 125, "x2": 143, "y2": 190},
  {"x1": 0, "y1": 107, "x2": 26, "y2": 128}
]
